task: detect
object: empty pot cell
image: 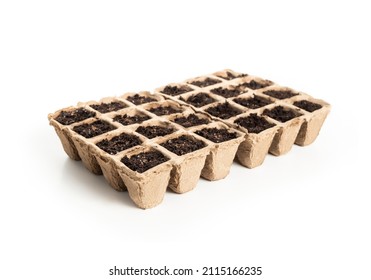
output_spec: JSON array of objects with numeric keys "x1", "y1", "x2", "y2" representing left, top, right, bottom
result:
[
  {"x1": 89, "y1": 101, "x2": 126, "y2": 113},
  {"x1": 234, "y1": 114, "x2": 276, "y2": 134},
  {"x1": 214, "y1": 70, "x2": 248, "y2": 80},
  {"x1": 206, "y1": 102, "x2": 242, "y2": 119},
  {"x1": 263, "y1": 106, "x2": 304, "y2": 156},
  {"x1": 161, "y1": 85, "x2": 193, "y2": 96},
  {"x1": 113, "y1": 113, "x2": 151, "y2": 126},
  {"x1": 233, "y1": 95, "x2": 272, "y2": 109},
  {"x1": 148, "y1": 105, "x2": 183, "y2": 116},
  {"x1": 96, "y1": 133, "x2": 142, "y2": 155},
  {"x1": 195, "y1": 127, "x2": 243, "y2": 180},
  {"x1": 211, "y1": 86, "x2": 243, "y2": 98},
  {"x1": 119, "y1": 150, "x2": 172, "y2": 209},
  {"x1": 188, "y1": 77, "x2": 222, "y2": 87},
  {"x1": 172, "y1": 114, "x2": 210, "y2": 128},
  {"x1": 181, "y1": 92, "x2": 217, "y2": 108},
  {"x1": 126, "y1": 94, "x2": 157, "y2": 105},
  {"x1": 160, "y1": 135, "x2": 208, "y2": 193},
  {"x1": 136, "y1": 125, "x2": 176, "y2": 139},
  {"x1": 293, "y1": 100, "x2": 323, "y2": 112},
  {"x1": 262, "y1": 89, "x2": 298, "y2": 100},
  {"x1": 55, "y1": 108, "x2": 96, "y2": 125},
  {"x1": 73, "y1": 120, "x2": 116, "y2": 139},
  {"x1": 238, "y1": 79, "x2": 273, "y2": 90},
  {"x1": 263, "y1": 106, "x2": 302, "y2": 123},
  {"x1": 233, "y1": 114, "x2": 278, "y2": 168}
]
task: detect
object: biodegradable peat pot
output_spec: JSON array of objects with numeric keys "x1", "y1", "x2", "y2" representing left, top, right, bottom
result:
[
  {"x1": 262, "y1": 105, "x2": 305, "y2": 156},
  {"x1": 69, "y1": 118, "x2": 118, "y2": 174},
  {"x1": 95, "y1": 155, "x2": 126, "y2": 191},
  {"x1": 159, "y1": 134, "x2": 210, "y2": 194},
  {"x1": 48, "y1": 106, "x2": 97, "y2": 160},
  {"x1": 116, "y1": 147, "x2": 172, "y2": 209},
  {"x1": 291, "y1": 98, "x2": 331, "y2": 146},
  {"x1": 230, "y1": 113, "x2": 278, "y2": 168},
  {"x1": 192, "y1": 123, "x2": 245, "y2": 180},
  {"x1": 90, "y1": 131, "x2": 145, "y2": 192}
]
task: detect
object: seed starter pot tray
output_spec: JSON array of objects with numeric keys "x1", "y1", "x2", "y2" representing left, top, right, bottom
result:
[{"x1": 49, "y1": 70, "x2": 330, "y2": 209}]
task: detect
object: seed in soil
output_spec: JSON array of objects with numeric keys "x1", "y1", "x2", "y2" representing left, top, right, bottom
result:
[
  {"x1": 188, "y1": 77, "x2": 221, "y2": 87},
  {"x1": 90, "y1": 101, "x2": 126, "y2": 113},
  {"x1": 113, "y1": 113, "x2": 151, "y2": 126},
  {"x1": 148, "y1": 105, "x2": 182, "y2": 116},
  {"x1": 195, "y1": 127, "x2": 238, "y2": 143},
  {"x1": 182, "y1": 92, "x2": 216, "y2": 107},
  {"x1": 96, "y1": 133, "x2": 142, "y2": 155},
  {"x1": 263, "y1": 106, "x2": 302, "y2": 122},
  {"x1": 211, "y1": 87, "x2": 242, "y2": 98},
  {"x1": 161, "y1": 85, "x2": 193, "y2": 96},
  {"x1": 234, "y1": 113, "x2": 276, "y2": 133},
  {"x1": 172, "y1": 114, "x2": 210, "y2": 128},
  {"x1": 262, "y1": 89, "x2": 298, "y2": 100},
  {"x1": 161, "y1": 135, "x2": 206, "y2": 156},
  {"x1": 233, "y1": 95, "x2": 272, "y2": 109},
  {"x1": 293, "y1": 100, "x2": 322, "y2": 112},
  {"x1": 136, "y1": 125, "x2": 175, "y2": 139},
  {"x1": 206, "y1": 102, "x2": 242, "y2": 119},
  {"x1": 55, "y1": 108, "x2": 96, "y2": 125},
  {"x1": 126, "y1": 94, "x2": 157, "y2": 105},
  {"x1": 73, "y1": 120, "x2": 116, "y2": 138},
  {"x1": 121, "y1": 151, "x2": 169, "y2": 173}
]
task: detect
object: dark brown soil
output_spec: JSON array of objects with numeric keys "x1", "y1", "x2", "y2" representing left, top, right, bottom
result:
[
  {"x1": 234, "y1": 113, "x2": 276, "y2": 133},
  {"x1": 215, "y1": 71, "x2": 248, "y2": 80},
  {"x1": 263, "y1": 106, "x2": 302, "y2": 123},
  {"x1": 182, "y1": 92, "x2": 216, "y2": 107},
  {"x1": 239, "y1": 80, "x2": 273, "y2": 90},
  {"x1": 121, "y1": 151, "x2": 169, "y2": 173},
  {"x1": 148, "y1": 105, "x2": 182, "y2": 116},
  {"x1": 211, "y1": 87, "x2": 242, "y2": 98},
  {"x1": 263, "y1": 89, "x2": 298, "y2": 100},
  {"x1": 195, "y1": 128, "x2": 238, "y2": 143},
  {"x1": 113, "y1": 114, "x2": 151, "y2": 126},
  {"x1": 96, "y1": 133, "x2": 142, "y2": 155},
  {"x1": 233, "y1": 95, "x2": 272, "y2": 109},
  {"x1": 161, "y1": 85, "x2": 193, "y2": 96},
  {"x1": 206, "y1": 102, "x2": 242, "y2": 119},
  {"x1": 161, "y1": 135, "x2": 206, "y2": 156},
  {"x1": 172, "y1": 114, "x2": 210, "y2": 128},
  {"x1": 189, "y1": 77, "x2": 221, "y2": 87},
  {"x1": 73, "y1": 120, "x2": 116, "y2": 138},
  {"x1": 126, "y1": 94, "x2": 157, "y2": 105},
  {"x1": 293, "y1": 100, "x2": 322, "y2": 112},
  {"x1": 90, "y1": 102, "x2": 126, "y2": 113},
  {"x1": 136, "y1": 125, "x2": 175, "y2": 139},
  {"x1": 55, "y1": 108, "x2": 96, "y2": 125}
]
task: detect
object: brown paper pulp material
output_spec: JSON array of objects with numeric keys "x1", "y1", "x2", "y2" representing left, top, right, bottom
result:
[
  {"x1": 155, "y1": 132, "x2": 211, "y2": 193},
  {"x1": 110, "y1": 145, "x2": 173, "y2": 209},
  {"x1": 189, "y1": 122, "x2": 245, "y2": 180},
  {"x1": 48, "y1": 69, "x2": 331, "y2": 209}
]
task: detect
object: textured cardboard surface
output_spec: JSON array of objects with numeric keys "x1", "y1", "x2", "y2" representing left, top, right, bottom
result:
[{"x1": 48, "y1": 69, "x2": 330, "y2": 208}]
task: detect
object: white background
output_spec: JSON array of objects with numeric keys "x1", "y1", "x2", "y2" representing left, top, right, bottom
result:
[{"x1": 0, "y1": 1, "x2": 370, "y2": 279}]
